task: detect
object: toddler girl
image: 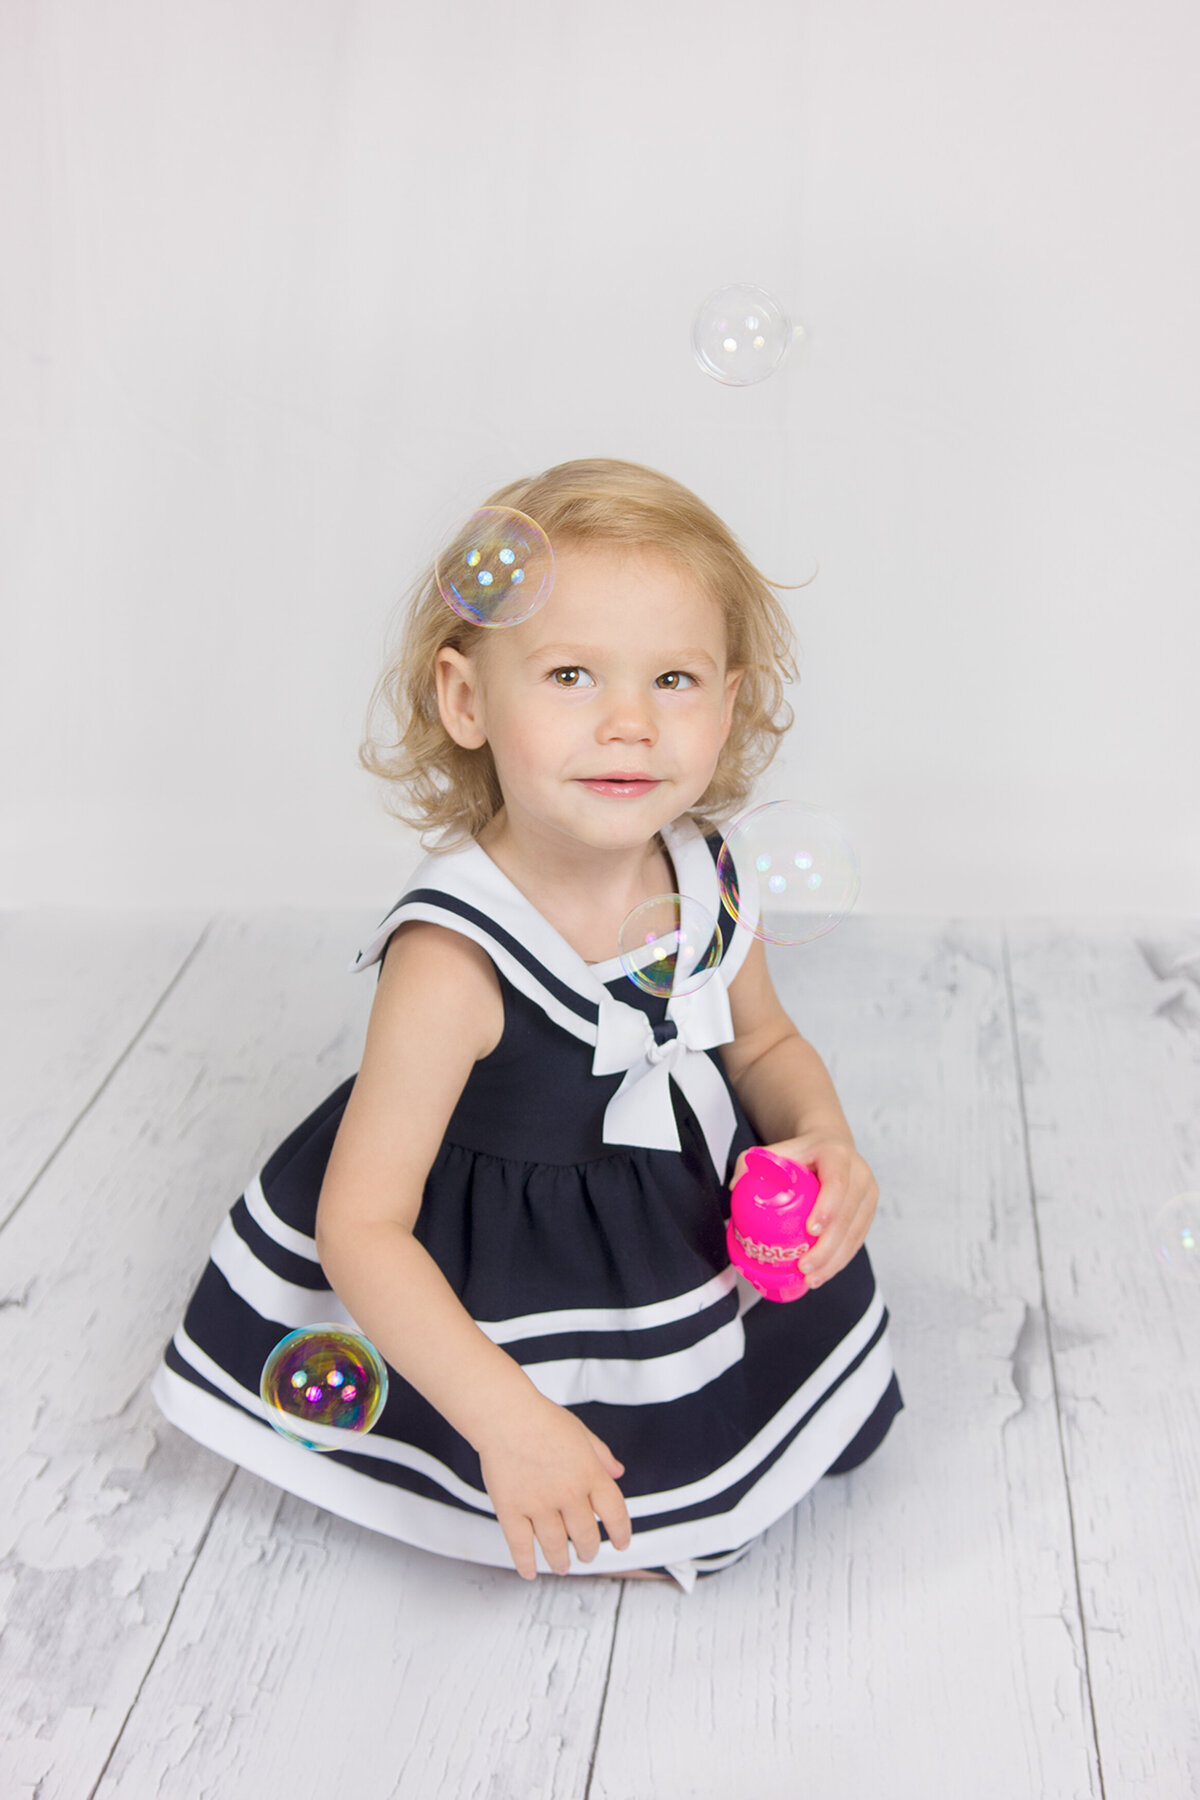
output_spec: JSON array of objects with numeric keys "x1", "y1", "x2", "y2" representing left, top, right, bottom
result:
[{"x1": 154, "y1": 457, "x2": 901, "y2": 1589}]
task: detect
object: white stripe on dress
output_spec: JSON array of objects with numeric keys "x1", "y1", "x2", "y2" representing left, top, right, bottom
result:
[
  {"x1": 474, "y1": 1266, "x2": 741, "y2": 1343},
  {"x1": 518, "y1": 1312, "x2": 747, "y2": 1407},
  {"x1": 210, "y1": 1214, "x2": 758, "y2": 1408},
  {"x1": 168, "y1": 1272, "x2": 885, "y2": 1523},
  {"x1": 228, "y1": 1195, "x2": 751, "y2": 1344},
  {"x1": 166, "y1": 1325, "x2": 497, "y2": 1513},
  {"x1": 620, "y1": 1288, "x2": 888, "y2": 1516},
  {"x1": 153, "y1": 1324, "x2": 895, "y2": 1573},
  {"x1": 243, "y1": 1176, "x2": 323, "y2": 1262},
  {"x1": 209, "y1": 1216, "x2": 345, "y2": 1324}
]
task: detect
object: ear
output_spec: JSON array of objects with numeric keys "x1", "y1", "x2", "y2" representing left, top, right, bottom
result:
[
  {"x1": 719, "y1": 667, "x2": 744, "y2": 745},
  {"x1": 435, "y1": 646, "x2": 488, "y2": 750}
]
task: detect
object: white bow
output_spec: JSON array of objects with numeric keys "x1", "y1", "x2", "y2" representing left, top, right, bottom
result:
[{"x1": 592, "y1": 976, "x2": 737, "y2": 1177}]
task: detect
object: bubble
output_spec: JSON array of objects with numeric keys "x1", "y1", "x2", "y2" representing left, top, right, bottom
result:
[
  {"x1": 618, "y1": 893, "x2": 723, "y2": 998},
  {"x1": 260, "y1": 1325, "x2": 389, "y2": 1452},
  {"x1": 435, "y1": 506, "x2": 554, "y2": 627},
  {"x1": 1154, "y1": 1193, "x2": 1200, "y2": 1282},
  {"x1": 692, "y1": 284, "x2": 793, "y2": 386},
  {"x1": 718, "y1": 801, "x2": 860, "y2": 946}
]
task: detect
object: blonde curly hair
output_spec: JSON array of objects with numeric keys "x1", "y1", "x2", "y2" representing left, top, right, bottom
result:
[{"x1": 360, "y1": 458, "x2": 799, "y2": 847}]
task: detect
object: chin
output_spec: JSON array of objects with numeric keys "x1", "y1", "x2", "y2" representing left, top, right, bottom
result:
[{"x1": 571, "y1": 814, "x2": 665, "y2": 852}]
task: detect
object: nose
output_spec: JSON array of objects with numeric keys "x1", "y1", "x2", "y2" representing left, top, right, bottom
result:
[{"x1": 596, "y1": 685, "x2": 658, "y2": 746}]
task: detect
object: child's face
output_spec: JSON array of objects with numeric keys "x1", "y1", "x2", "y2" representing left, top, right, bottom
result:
[{"x1": 437, "y1": 542, "x2": 743, "y2": 857}]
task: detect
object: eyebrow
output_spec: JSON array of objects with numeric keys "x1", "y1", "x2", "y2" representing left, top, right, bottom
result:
[{"x1": 526, "y1": 643, "x2": 722, "y2": 671}]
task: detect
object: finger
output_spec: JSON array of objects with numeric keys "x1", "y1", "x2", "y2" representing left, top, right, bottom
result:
[
  {"x1": 561, "y1": 1501, "x2": 602, "y2": 1564},
  {"x1": 804, "y1": 1182, "x2": 877, "y2": 1285},
  {"x1": 801, "y1": 1237, "x2": 844, "y2": 1286},
  {"x1": 533, "y1": 1512, "x2": 572, "y2": 1577},
  {"x1": 806, "y1": 1163, "x2": 848, "y2": 1238},
  {"x1": 583, "y1": 1428, "x2": 625, "y2": 1479},
  {"x1": 801, "y1": 1198, "x2": 854, "y2": 1280},
  {"x1": 803, "y1": 1195, "x2": 856, "y2": 1276},
  {"x1": 593, "y1": 1477, "x2": 632, "y2": 1552},
  {"x1": 500, "y1": 1513, "x2": 539, "y2": 1582}
]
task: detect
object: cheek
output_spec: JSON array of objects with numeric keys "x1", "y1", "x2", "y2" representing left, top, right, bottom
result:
[
  {"x1": 701, "y1": 687, "x2": 736, "y2": 741},
  {"x1": 490, "y1": 696, "x2": 564, "y2": 771}
]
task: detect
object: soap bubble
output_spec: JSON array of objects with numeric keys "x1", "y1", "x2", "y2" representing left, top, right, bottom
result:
[
  {"x1": 718, "y1": 801, "x2": 860, "y2": 946},
  {"x1": 260, "y1": 1324, "x2": 389, "y2": 1452},
  {"x1": 692, "y1": 284, "x2": 793, "y2": 386},
  {"x1": 1154, "y1": 1193, "x2": 1200, "y2": 1282},
  {"x1": 435, "y1": 506, "x2": 554, "y2": 626},
  {"x1": 618, "y1": 893, "x2": 723, "y2": 998}
]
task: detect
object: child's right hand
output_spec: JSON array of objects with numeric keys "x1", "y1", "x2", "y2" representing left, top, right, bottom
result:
[{"x1": 477, "y1": 1396, "x2": 633, "y2": 1579}]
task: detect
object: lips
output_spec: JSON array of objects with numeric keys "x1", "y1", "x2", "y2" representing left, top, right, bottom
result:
[{"x1": 578, "y1": 774, "x2": 661, "y2": 797}]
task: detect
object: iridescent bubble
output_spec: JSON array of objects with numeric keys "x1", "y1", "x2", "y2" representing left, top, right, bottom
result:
[
  {"x1": 435, "y1": 506, "x2": 554, "y2": 627},
  {"x1": 718, "y1": 801, "x2": 860, "y2": 946},
  {"x1": 692, "y1": 284, "x2": 793, "y2": 386},
  {"x1": 618, "y1": 893, "x2": 723, "y2": 998},
  {"x1": 260, "y1": 1325, "x2": 389, "y2": 1452},
  {"x1": 1154, "y1": 1193, "x2": 1200, "y2": 1283}
]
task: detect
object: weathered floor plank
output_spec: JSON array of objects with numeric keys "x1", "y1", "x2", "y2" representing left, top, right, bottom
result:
[
  {"x1": 1008, "y1": 923, "x2": 1200, "y2": 1800},
  {"x1": 590, "y1": 920, "x2": 1100, "y2": 1800},
  {"x1": 0, "y1": 910, "x2": 207, "y2": 1229},
  {"x1": 95, "y1": 1474, "x2": 621, "y2": 1800},
  {"x1": 0, "y1": 912, "x2": 379, "y2": 1800}
]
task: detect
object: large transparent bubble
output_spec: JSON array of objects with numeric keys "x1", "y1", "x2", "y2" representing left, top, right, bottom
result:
[
  {"x1": 1154, "y1": 1193, "x2": 1200, "y2": 1283},
  {"x1": 260, "y1": 1324, "x2": 389, "y2": 1452},
  {"x1": 718, "y1": 801, "x2": 860, "y2": 946},
  {"x1": 435, "y1": 506, "x2": 554, "y2": 627},
  {"x1": 692, "y1": 284, "x2": 794, "y2": 386},
  {"x1": 618, "y1": 893, "x2": 722, "y2": 998}
]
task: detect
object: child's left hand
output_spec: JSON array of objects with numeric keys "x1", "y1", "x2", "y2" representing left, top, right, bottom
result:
[{"x1": 731, "y1": 1135, "x2": 879, "y2": 1290}]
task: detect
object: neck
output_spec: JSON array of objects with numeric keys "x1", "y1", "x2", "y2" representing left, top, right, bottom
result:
[{"x1": 475, "y1": 811, "x2": 681, "y2": 964}]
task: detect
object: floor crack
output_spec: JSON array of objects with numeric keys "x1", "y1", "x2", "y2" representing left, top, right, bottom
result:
[{"x1": 1002, "y1": 924, "x2": 1107, "y2": 1800}]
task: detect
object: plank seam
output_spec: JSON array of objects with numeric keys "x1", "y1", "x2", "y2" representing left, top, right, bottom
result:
[
  {"x1": 1002, "y1": 923, "x2": 1108, "y2": 1800},
  {"x1": 582, "y1": 1584, "x2": 627, "y2": 1800},
  {"x1": 0, "y1": 918, "x2": 215, "y2": 1239},
  {"x1": 84, "y1": 1463, "x2": 239, "y2": 1800}
]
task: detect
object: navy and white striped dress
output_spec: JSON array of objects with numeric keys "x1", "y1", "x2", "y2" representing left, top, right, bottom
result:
[{"x1": 153, "y1": 816, "x2": 901, "y2": 1581}]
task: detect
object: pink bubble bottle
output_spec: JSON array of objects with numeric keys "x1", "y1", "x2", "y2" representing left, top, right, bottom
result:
[{"x1": 727, "y1": 1147, "x2": 821, "y2": 1302}]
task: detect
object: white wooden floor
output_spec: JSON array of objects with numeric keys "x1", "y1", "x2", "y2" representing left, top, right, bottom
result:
[{"x1": 2, "y1": 910, "x2": 1199, "y2": 1800}]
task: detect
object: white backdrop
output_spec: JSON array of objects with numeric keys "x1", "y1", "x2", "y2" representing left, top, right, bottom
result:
[{"x1": 3, "y1": 0, "x2": 1198, "y2": 914}]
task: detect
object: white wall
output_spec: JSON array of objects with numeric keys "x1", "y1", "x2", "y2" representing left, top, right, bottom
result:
[{"x1": 3, "y1": 0, "x2": 1198, "y2": 915}]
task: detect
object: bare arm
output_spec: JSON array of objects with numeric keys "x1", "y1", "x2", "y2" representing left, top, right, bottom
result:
[
  {"x1": 314, "y1": 921, "x2": 631, "y2": 1574},
  {"x1": 315, "y1": 922, "x2": 523, "y2": 1443},
  {"x1": 718, "y1": 934, "x2": 879, "y2": 1287}
]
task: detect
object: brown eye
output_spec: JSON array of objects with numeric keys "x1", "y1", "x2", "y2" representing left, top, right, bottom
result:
[
  {"x1": 655, "y1": 671, "x2": 695, "y2": 690},
  {"x1": 553, "y1": 667, "x2": 582, "y2": 687}
]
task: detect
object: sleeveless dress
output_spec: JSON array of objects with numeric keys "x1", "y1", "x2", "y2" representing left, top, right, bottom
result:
[{"x1": 153, "y1": 816, "x2": 901, "y2": 1582}]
